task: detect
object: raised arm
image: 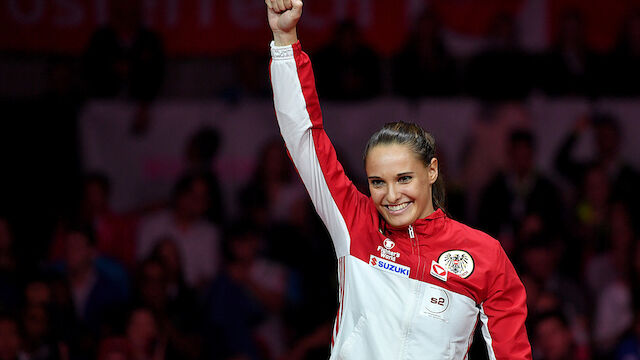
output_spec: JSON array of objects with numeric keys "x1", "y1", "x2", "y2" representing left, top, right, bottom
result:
[{"x1": 267, "y1": 0, "x2": 369, "y2": 258}]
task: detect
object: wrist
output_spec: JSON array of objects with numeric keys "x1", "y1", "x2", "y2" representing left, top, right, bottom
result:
[{"x1": 273, "y1": 29, "x2": 298, "y2": 46}]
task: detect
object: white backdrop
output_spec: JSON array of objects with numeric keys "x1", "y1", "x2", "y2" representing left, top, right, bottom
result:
[{"x1": 81, "y1": 97, "x2": 640, "y2": 214}]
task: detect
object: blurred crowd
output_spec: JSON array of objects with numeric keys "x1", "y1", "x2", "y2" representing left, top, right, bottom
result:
[{"x1": 1, "y1": 2, "x2": 640, "y2": 360}]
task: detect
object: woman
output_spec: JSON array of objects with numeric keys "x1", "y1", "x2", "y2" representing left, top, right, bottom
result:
[{"x1": 266, "y1": 1, "x2": 532, "y2": 358}]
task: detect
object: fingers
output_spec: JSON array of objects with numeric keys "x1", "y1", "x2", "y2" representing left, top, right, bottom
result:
[
  {"x1": 291, "y1": 0, "x2": 303, "y2": 15},
  {"x1": 275, "y1": 0, "x2": 285, "y2": 12},
  {"x1": 265, "y1": 0, "x2": 272, "y2": 10}
]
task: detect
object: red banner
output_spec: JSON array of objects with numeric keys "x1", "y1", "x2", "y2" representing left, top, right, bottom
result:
[{"x1": 1, "y1": 0, "x2": 637, "y2": 55}]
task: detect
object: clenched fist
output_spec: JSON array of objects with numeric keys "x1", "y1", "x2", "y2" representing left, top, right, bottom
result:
[{"x1": 266, "y1": 0, "x2": 302, "y2": 46}]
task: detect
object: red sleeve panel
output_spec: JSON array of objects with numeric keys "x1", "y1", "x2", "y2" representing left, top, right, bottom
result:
[
  {"x1": 270, "y1": 41, "x2": 370, "y2": 258},
  {"x1": 480, "y1": 244, "x2": 532, "y2": 359}
]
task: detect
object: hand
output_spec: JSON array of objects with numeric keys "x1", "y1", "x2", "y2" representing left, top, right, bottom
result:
[{"x1": 266, "y1": 0, "x2": 303, "y2": 45}]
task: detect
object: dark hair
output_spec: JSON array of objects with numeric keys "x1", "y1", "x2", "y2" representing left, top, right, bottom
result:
[{"x1": 363, "y1": 122, "x2": 446, "y2": 212}]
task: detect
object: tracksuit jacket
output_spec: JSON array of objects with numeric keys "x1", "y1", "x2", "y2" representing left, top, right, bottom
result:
[{"x1": 269, "y1": 40, "x2": 532, "y2": 360}]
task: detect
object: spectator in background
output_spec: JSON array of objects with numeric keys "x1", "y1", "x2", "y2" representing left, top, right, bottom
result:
[
  {"x1": 20, "y1": 304, "x2": 61, "y2": 360},
  {"x1": 0, "y1": 315, "x2": 24, "y2": 360},
  {"x1": 134, "y1": 254, "x2": 200, "y2": 359},
  {"x1": 617, "y1": 310, "x2": 640, "y2": 360},
  {"x1": 313, "y1": 21, "x2": 381, "y2": 100},
  {"x1": 83, "y1": 0, "x2": 165, "y2": 136},
  {"x1": 50, "y1": 173, "x2": 137, "y2": 269},
  {"x1": 98, "y1": 308, "x2": 165, "y2": 360},
  {"x1": 555, "y1": 114, "x2": 640, "y2": 230},
  {"x1": 520, "y1": 237, "x2": 590, "y2": 355},
  {"x1": 478, "y1": 129, "x2": 562, "y2": 254},
  {"x1": 55, "y1": 224, "x2": 129, "y2": 359},
  {"x1": 239, "y1": 139, "x2": 306, "y2": 228},
  {"x1": 0, "y1": 217, "x2": 20, "y2": 312},
  {"x1": 465, "y1": 13, "x2": 532, "y2": 100},
  {"x1": 539, "y1": 10, "x2": 600, "y2": 96},
  {"x1": 533, "y1": 311, "x2": 583, "y2": 360},
  {"x1": 137, "y1": 173, "x2": 221, "y2": 289},
  {"x1": 608, "y1": 11, "x2": 640, "y2": 96},
  {"x1": 204, "y1": 223, "x2": 292, "y2": 360},
  {"x1": 184, "y1": 128, "x2": 225, "y2": 225},
  {"x1": 392, "y1": 10, "x2": 459, "y2": 97}
]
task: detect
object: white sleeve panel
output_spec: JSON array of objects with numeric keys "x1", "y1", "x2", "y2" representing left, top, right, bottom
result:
[{"x1": 270, "y1": 42, "x2": 351, "y2": 258}]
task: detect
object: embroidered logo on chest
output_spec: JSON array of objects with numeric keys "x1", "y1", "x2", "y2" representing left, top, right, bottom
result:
[
  {"x1": 377, "y1": 238, "x2": 401, "y2": 262},
  {"x1": 437, "y1": 250, "x2": 475, "y2": 279}
]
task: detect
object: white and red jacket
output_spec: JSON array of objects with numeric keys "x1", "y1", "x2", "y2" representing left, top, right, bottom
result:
[{"x1": 269, "y1": 41, "x2": 532, "y2": 360}]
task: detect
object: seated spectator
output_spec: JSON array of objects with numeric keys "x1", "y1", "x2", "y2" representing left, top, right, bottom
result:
[
  {"x1": 134, "y1": 254, "x2": 200, "y2": 359},
  {"x1": 53, "y1": 224, "x2": 129, "y2": 359},
  {"x1": 533, "y1": 311, "x2": 585, "y2": 360},
  {"x1": 313, "y1": 21, "x2": 381, "y2": 100},
  {"x1": 239, "y1": 139, "x2": 306, "y2": 228},
  {"x1": 478, "y1": 129, "x2": 562, "y2": 254},
  {"x1": 0, "y1": 217, "x2": 20, "y2": 312},
  {"x1": 616, "y1": 311, "x2": 640, "y2": 360},
  {"x1": 204, "y1": 223, "x2": 293, "y2": 360},
  {"x1": 137, "y1": 173, "x2": 221, "y2": 289},
  {"x1": 98, "y1": 308, "x2": 164, "y2": 360},
  {"x1": 50, "y1": 173, "x2": 137, "y2": 269},
  {"x1": 184, "y1": 127, "x2": 225, "y2": 225},
  {"x1": 392, "y1": 10, "x2": 459, "y2": 97},
  {"x1": 0, "y1": 315, "x2": 24, "y2": 360},
  {"x1": 20, "y1": 304, "x2": 62, "y2": 360},
  {"x1": 555, "y1": 114, "x2": 640, "y2": 227}
]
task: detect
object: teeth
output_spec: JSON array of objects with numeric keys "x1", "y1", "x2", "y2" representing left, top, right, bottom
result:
[{"x1": 387, "y1": 203, "x2": 409, "y2": 212}]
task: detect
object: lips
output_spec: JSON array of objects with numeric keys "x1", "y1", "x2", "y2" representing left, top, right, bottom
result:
[{"x1": 385, "y1": 202, "x2": 411, "y2": 214}]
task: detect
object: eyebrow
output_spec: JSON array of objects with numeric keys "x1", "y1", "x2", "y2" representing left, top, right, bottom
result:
[{"x1": 367, "y1": 172, "x2": 414, "y2": 179}]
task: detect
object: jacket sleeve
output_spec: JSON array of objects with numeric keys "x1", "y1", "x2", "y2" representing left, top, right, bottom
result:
[
  {"x1": 269, "y1": 41, "x2": 368, "y2": 258},
  {"x1": 479, "y1": 245, "x2": 532, "y2": 360}
]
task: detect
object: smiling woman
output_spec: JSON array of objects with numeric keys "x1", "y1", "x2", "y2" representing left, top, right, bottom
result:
[
  {"x1": 364, "y1": 123, "x2": 441, "y2": 229},
  {"x1": 266, "y1": 0, "x2": 532, "y2": 359}
]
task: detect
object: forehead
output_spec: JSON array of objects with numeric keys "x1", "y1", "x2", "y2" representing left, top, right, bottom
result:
[{"x1": 365, "y1": 144, "x2": 423, "y2": 175}]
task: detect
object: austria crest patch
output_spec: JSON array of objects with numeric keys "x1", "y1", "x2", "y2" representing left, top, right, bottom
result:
[{"x1": 437, "y1": 250, "x2": 474, "y2": 279}]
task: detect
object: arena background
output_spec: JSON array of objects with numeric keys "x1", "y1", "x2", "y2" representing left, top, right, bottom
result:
[{"x1": 1, "y1": 0, "x2": 640, "y2": 359}]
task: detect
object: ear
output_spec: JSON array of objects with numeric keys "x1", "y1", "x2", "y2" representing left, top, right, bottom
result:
[{"x1": 428, "y1": 158, "x2": 438, "y2": 185}]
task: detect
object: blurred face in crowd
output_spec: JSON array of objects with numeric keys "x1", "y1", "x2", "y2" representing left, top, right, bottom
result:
[
  {"x1": 535, "y1": 317, "x2": 573, "y2": 360},
  {"x1": 127, "y1": 309, "x2": 158, "y2": 351},
  {"x1": 23, "y1": 306, "x2": 48, "y2": 341},
  {"x1": 84, "y1": 181, "x2": 109, "y2": 216},
  {"x1": 0, "y1": 319, "x2": 20, "y2": 360},
  {"x1": 230, "y1": 233, "x2": 261, "y2": 263},
  {"x1": 155, "y1": 239, "x2": 182, "y2": 277},
  {"x1": 366, "y1": 144, "x2": 437, "y2": 228},
  {"x1": 509, "y1": 140, "x2": 534, "y2": 178},
  {"x1": 140, "y1": 261, "x2": 167, "y2": 310},
  {"x1": 25, "y1": 281, "x2": 51, "y2": 306},
  {"x1": 65, "y1": 232, "x2": 95, "y2": 273},
  {"x1": 176, "y1": 178, "x2": 210, "y2": 220},
  {"x1": 523, "y1": 247, "x2": 555, "y2": 282}
]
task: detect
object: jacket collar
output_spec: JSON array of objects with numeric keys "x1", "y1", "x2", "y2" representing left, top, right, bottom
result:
[{"x1": 382, "y1": 208, "x2": 447, "y2": 238}]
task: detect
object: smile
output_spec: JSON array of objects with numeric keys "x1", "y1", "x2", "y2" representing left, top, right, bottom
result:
[{"x1": 385, "y1": 202, "x2": 411, "y2": 214}]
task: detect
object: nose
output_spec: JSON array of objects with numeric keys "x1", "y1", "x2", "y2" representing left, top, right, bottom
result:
[{"x1": 386, "y1": 184, "x2": 401, "y2": 204}]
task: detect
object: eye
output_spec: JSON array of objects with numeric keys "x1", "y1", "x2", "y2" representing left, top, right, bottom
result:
[
  {"x1": 370, "y1": 179, "x2": 384, "y2": 187},
  {"x1": 398, "y1": 175, "x2": 412, "y2": 183}
]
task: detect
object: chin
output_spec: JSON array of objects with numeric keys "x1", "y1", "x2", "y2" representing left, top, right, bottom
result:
[{"x1": 383, "y1": 214, "x2": 414, "y2": 229}]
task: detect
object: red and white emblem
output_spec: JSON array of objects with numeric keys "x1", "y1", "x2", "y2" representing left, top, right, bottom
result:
[
  {"x1": 383, "y1": 238, "x2": 395, "y2": 250},
  {"x1": 430, "y1": 260, "x2": 448, "y2": 282}
]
